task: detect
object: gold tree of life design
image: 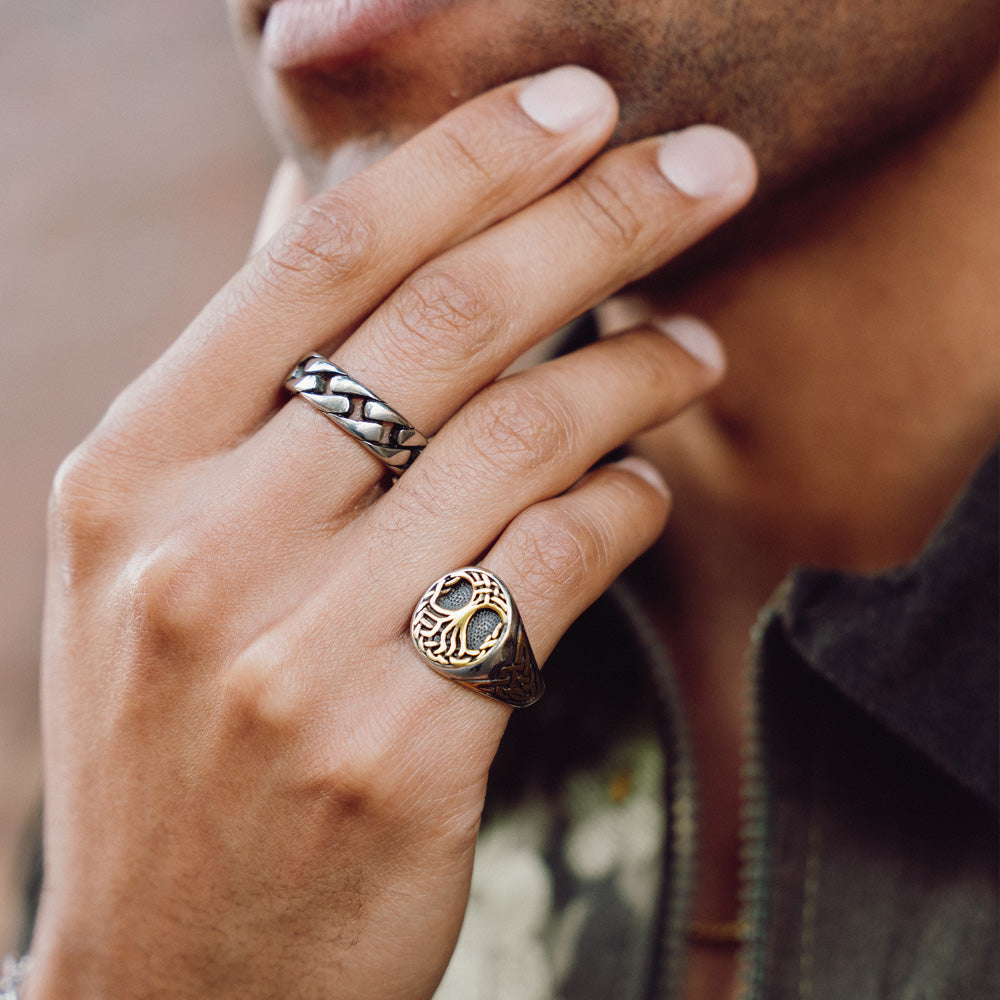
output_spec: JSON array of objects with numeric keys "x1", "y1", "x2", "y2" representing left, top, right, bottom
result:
[{"x1": 412, "y1": 568, "x2": 512, "y2": 668}]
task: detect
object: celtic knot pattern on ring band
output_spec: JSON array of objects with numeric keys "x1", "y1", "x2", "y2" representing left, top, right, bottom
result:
[
  {"x1": 285, "y1": 353, "x2": 429, "y2": 473},
  {"x1": 411, "y1": 567, "x2": 545, "y2": 708}
]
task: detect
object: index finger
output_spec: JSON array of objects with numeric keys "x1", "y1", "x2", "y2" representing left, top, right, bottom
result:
[{"x1": 99, "y1": 67, "x2": 619, "y2": 461}]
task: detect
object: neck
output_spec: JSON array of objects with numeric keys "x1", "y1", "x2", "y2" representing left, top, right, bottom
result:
[
  {"x1": 613, "y1": 65, "x2": 999, "y2": 959},
  {"x1": 635, "y1": 63, "x2": 998, "y2": 599}
]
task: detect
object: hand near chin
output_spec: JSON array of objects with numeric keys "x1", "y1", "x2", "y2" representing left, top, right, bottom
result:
[{"x1": 28, "y1": 67, "x2": 755, "y2": 999}]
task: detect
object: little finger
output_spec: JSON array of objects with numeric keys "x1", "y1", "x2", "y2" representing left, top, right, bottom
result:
[
  {"x1": 392, "y1": 455, "x2": 671, "y2": 745},
  {"x1": 479, "y1": 455, "x2": 670, "y2": 666}
]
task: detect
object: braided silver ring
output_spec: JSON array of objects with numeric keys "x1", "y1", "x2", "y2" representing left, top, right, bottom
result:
[
  {"x1": 285, "y1": 354, "x2": 428, "y2": 474},
  {"x1": 410, "y1": 567, "x2": 544, "y2": 708}
]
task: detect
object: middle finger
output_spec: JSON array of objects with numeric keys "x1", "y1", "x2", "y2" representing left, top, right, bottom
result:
[{"x1": 257, "y1": 123, "x2": 755, "y2": 502}]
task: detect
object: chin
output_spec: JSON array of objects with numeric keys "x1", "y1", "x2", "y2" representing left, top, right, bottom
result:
[{"x1": 231, "y1": 0, "x2": 1000, "y2": 220}]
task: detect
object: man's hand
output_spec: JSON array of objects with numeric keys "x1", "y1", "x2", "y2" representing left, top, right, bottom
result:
[{"x1": 27, "y1": 67, "x2": 755, "y2": 999}]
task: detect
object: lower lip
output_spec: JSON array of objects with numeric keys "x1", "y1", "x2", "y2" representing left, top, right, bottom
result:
[{"x1": 262, "y1": 0, "x2": 464, "y2": 71}]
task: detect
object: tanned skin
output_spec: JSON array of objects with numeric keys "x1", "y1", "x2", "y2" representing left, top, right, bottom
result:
[{"x1": 24, "y1": 2, "x2": 999, "y2": 998}]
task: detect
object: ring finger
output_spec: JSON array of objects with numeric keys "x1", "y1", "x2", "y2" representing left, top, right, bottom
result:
[{"x1": 358, "y1": 314, "x2": 724, "y2": 598}]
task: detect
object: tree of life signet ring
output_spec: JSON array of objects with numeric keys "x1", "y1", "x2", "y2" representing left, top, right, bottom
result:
[{"x1": 410, "y1": 567, "x2": 544, "y2": 708}]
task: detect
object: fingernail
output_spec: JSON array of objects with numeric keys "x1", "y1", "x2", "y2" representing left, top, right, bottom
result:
[
  {"x1": 614, "y1": 456, "x2": 670, "y2": 496},
  {"x1": 656, "y1": 125, "x2": 755, "y2": 198},
  {"x1": 517, "y1": 66, "x2": 615, "y2": 133},
  {"x1": 653, "y1": 314, "x2": 727, "y2": 373}
]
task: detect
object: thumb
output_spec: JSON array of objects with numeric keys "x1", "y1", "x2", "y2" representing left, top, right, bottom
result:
[{"x1": 250, "y1": 158, "x2": 311, "y2": 255}]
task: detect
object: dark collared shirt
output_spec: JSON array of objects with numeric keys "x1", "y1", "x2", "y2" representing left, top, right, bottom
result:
[
  {"x1": 436, "y1": 446, "x2": 998, "y2": 1000},
  {"x1": 21, "y1": 451, "x2": 999, "y2": 999}
]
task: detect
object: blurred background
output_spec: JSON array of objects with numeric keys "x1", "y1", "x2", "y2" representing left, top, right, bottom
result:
[{"x1": 1, "y1": 1, "x2": 276, "y2": 950}]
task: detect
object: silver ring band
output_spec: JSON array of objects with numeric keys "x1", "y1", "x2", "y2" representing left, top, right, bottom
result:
[
  {"x1": 285, "y1": 354, "x2": 428, "y2": 474},
  {"x1": 410, "y1": 566, "x2": 544, "y2": 708}
]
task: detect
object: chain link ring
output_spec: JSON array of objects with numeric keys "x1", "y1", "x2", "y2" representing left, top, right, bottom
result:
[{"x1": 285, "y1": 353, "x2": 428, "y2": 474}]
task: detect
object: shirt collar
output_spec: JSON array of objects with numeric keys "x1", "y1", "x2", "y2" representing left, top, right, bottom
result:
[{"x1": 778, "y1": 446, "x2": 998, "y2": 808}]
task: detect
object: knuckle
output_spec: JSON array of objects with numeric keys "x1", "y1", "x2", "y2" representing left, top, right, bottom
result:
[
  {"x1": 382, "y1": 265, "x2": 496, "y2": 365},
  {"x1": 570, "y1": 169, "x2": 645, "y2": 250},
  {"x1": 49, "y1": 444, "x2": 104, "y2": 531},
  {"x1": 303, "y1": 727, "x2": 408, "y2": 823},
  {"x1": 319, "y1": 756, "x2": 386, "y2": 821},
  {"x1": 259, "y1": 191, "x2": 377, "y2": 294},
  {"x1": 372, "y1": 473, "x2": 464, "y2": 550},
  {"x1": 508, "y1": 506, "x2": 604, "y2": 598},
  {"x1": 432, "y1": 121, "x2": 499, "y2": 189},
  {"x1": 465, "y1": 382, "x2": 576, "y2": 477},
  {"x1": 223, "y1": 635, "x2": 301, "y2": 735},
  {"x1": 48, "y1": 440, "x2": 129, "y2": 573},
  {"x1": 117, "y1": 537, "x2": 221, "y2": 656}
]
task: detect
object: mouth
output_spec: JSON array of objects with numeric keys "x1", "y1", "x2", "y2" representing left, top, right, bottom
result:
[{"x1": 255, "y1": 0, "x2": 469, "y2": 73}]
